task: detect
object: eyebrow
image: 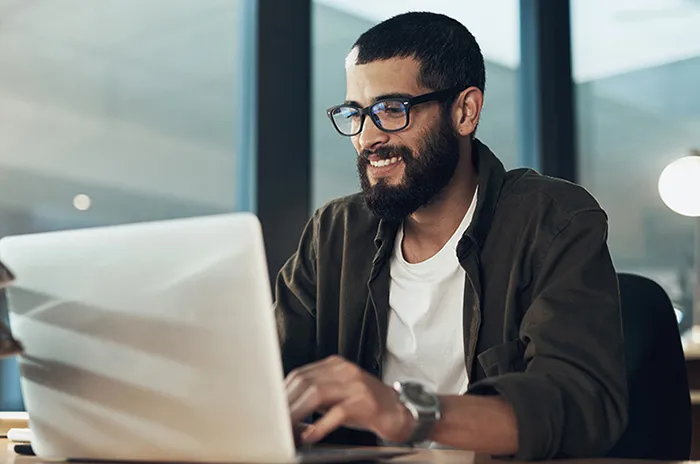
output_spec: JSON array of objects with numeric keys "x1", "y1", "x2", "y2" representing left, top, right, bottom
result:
[{"x1": 343, "y1": 92, "x2": 414, "y2": 107}]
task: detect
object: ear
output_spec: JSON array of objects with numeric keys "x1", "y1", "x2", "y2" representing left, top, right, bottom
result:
[{"x1": 451, "y1": 87, "x2": 484, "y2": 137}]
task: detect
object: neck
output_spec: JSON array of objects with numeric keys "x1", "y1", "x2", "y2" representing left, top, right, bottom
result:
[{"x1": 402, "y1": 147, "x2": 478, "y2": 260}]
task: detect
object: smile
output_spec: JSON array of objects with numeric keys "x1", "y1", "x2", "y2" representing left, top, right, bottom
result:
[{"x1": 368, "y1": 156, "x2": 401, "y2": 167}]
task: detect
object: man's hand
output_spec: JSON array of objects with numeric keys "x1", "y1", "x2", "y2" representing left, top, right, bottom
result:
[{"x1": 285, "y1": 355, "x2": 414, "y2": 445}]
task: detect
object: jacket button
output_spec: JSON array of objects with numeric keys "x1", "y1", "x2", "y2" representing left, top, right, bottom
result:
[{"x1": 370, "y1": 360, "x2": 380, "y2": 374}]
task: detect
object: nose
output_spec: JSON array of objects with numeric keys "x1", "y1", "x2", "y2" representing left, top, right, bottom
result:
[{"x1": 357, "y1": 116, "x2": 390, "y2": 153}]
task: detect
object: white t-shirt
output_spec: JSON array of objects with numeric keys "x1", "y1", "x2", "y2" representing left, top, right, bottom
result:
[{"x1": 382, "y1": 189, "x2": 478, "y2": 395}]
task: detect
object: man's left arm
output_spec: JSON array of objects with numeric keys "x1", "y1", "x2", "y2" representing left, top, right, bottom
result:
[{"x1": 464, "y1": 209, "x2": 628, "y2": 460}]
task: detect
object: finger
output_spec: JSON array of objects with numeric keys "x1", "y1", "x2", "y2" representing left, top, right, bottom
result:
[
  {"x1": 289, "y1": 381, "x2": 350, "y2": 425},
  {"x1": 290, "y1": 382, "x2": 348, "y2": 424},
  {"x1": 293, "y1": 423, "x2": 313, "y2": 447},
  {"x1": 285, "y1": 356, "x2": 347, "y2": 387},
  {"x1": 285, "y1": 358, "x2": 352, "y2": 405},
  {"x1": 286, "y1": 375, "x2": 309, "y2": 407},
  {"x1": 286, "y1": 368, "x2": 323, "y2": 407},
  {"x1": 286, "y1": 371, "x2": 335, "y2": 407},
  {"x1": 302, "y1": 403, "x2": 350, "y2": 444},
  {"x1": 285, "y1": 363, "x2": 319, "y2": 388}
]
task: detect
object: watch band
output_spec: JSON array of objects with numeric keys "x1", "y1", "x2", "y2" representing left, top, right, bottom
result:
[
  {"x1": 405, "y1": 411, "x2": 437, "y2": 444},
  {"x1": 394, "y1": 382, "x2": 440, "y2": 445}
]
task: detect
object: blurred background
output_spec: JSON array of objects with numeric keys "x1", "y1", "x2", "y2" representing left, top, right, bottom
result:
[{"x1": 0, "y1": 0, "x2": 698, "y2": 411}]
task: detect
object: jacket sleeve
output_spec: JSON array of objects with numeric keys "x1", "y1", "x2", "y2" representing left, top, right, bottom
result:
[
  {"x1": 469, "y1": 209, "x2": 628, "y2": 460},
  {"x1": 273, "y1": 212, "x2": 318, "y2": 376}
]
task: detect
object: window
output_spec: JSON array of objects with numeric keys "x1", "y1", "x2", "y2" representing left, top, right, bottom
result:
[
  {"x1": 312, "y1": 0, "x2": 521, "y2": 209},
  {"x1": 572, "y1": 0, "x2": 700, "y2": 331},
  {"x1": 0, "y1": 0, "x2": 255, "y2": 409}
]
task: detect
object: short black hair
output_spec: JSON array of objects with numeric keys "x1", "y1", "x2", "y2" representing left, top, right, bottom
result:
[{"x1": 351, "y1": 12, "x2": 486, "y2": 95}]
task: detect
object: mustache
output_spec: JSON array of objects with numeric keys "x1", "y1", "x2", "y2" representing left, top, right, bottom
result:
[{"x1": 359, "y1": 145, "x2": 413, "y2": 162}]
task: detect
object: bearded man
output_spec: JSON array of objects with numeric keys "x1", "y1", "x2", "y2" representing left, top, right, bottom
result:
[{"x1": 274, "y1": 11, "x2": 627, "y2": 461}]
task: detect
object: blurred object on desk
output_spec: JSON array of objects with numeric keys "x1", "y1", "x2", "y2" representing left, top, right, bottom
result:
[
  {"x1": 7, "y1": 428, "x2": 32, "y2": 443},
  {"x1": 0, "y1": 412, "x2": 28, "y2": 437}
]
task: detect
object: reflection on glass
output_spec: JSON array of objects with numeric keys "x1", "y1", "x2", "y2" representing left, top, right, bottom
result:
[
  {"x1": 0, "y1": 0, "x2": 254, "y2": 409},
  {"x1": 572, "y1": 0, "x2": 700, "y2": 332}
]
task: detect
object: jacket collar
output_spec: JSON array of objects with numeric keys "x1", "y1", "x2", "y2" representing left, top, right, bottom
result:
[{"x1": 372, "y1": 138, "x2": 506, "y2": 255}]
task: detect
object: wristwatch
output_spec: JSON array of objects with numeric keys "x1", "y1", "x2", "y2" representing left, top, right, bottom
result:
[{"x1": 393, "y1": 381, "x2": 441, "y2": 445}]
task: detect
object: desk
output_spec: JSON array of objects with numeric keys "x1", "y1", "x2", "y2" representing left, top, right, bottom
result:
[
  {"x1": 0, "y1": 440, "x2": 697, "y2": 464},
  {"x1": 395, "y1": 451, "x2": 698, "y2": 464}
]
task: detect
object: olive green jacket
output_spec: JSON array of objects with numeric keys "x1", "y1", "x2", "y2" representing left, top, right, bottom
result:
[{"x1": 274, "y1": 139, "x2": 628, "y2": 460}]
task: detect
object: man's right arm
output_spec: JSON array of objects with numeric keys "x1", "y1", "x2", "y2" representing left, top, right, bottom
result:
[{"x1": 274, "y1": 213, "x2": 318, "y2": 376}]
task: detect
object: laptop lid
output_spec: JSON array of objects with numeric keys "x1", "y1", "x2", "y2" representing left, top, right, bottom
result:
[{"x1": 0, "y1": 213, "x2": 297, "y2": 462}]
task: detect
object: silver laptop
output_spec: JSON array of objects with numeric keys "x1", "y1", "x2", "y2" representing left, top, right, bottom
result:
[{"x1": 0, "y1": 213, "x2": 412, "y2": 463}]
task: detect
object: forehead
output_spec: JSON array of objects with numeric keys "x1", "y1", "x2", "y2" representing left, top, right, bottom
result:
[{"x1": 345, "y1": 57, "x2": 425, "y2": 103}]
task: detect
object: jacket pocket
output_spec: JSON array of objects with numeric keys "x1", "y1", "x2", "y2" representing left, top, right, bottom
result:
[{"x1": 477, "y1": 339, "x2": 526, "y2": 377}]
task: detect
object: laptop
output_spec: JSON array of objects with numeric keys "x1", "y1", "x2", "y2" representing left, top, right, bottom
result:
[{"x1": 0, "y1": 213, "x2": 413, "y2": 463}]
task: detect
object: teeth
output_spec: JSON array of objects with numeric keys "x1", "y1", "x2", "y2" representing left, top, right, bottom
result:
[{"x1": 369, "y1": 157, "x2": 401, "y2": 168}]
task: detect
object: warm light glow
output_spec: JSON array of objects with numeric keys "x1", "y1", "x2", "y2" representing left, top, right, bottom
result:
[
  {"x1": 658, "y1": 155, "x2": 700, "y2": 217},
  {"x1": 72, "y1": 193, "x2": 92, "y2": 211}
]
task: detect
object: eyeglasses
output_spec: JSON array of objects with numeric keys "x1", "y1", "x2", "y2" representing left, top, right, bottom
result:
[{"x1": 326, "y1": 86, "x2": 464, "y2": 137}]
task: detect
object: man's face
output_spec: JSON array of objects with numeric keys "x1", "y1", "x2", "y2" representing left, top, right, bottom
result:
[{"x1": 345, "y1": 57, "x2": 460, "y2": 221}]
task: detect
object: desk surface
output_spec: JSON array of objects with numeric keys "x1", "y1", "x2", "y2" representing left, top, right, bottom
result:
[
  {"x1": 394, "y1": 450, "x2": 700, "y2": 464},
  {"x1": 1, "y1": 440, "x2": 699, "y2": 464}
]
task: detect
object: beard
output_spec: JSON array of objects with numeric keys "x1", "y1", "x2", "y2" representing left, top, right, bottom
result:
[{"x1": 357, "y1": 114, "x2": 460, "y2": 222}]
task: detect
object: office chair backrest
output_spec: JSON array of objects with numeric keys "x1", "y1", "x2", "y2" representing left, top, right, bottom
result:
[{"x1": 607, "y1": 273, "x2": 692, "y2": 460}]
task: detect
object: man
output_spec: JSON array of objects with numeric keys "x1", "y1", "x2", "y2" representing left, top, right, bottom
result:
[{"x1": 274, "y1": 12, "x2": 627, "y2": 461}]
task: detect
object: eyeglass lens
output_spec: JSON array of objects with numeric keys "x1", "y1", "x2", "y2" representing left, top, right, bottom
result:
[{"x1": 331, "y1": 100, "x2": 408, "y2": 135}]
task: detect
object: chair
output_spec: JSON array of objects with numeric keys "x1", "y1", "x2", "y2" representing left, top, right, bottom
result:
[{"x1": 607, "y1": 273, "x2": 692, "y2": 460}]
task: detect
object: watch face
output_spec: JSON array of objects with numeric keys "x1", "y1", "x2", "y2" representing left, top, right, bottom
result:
[{"x1": 403, "y1": 383, "x2": 439, "y2": 408}]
